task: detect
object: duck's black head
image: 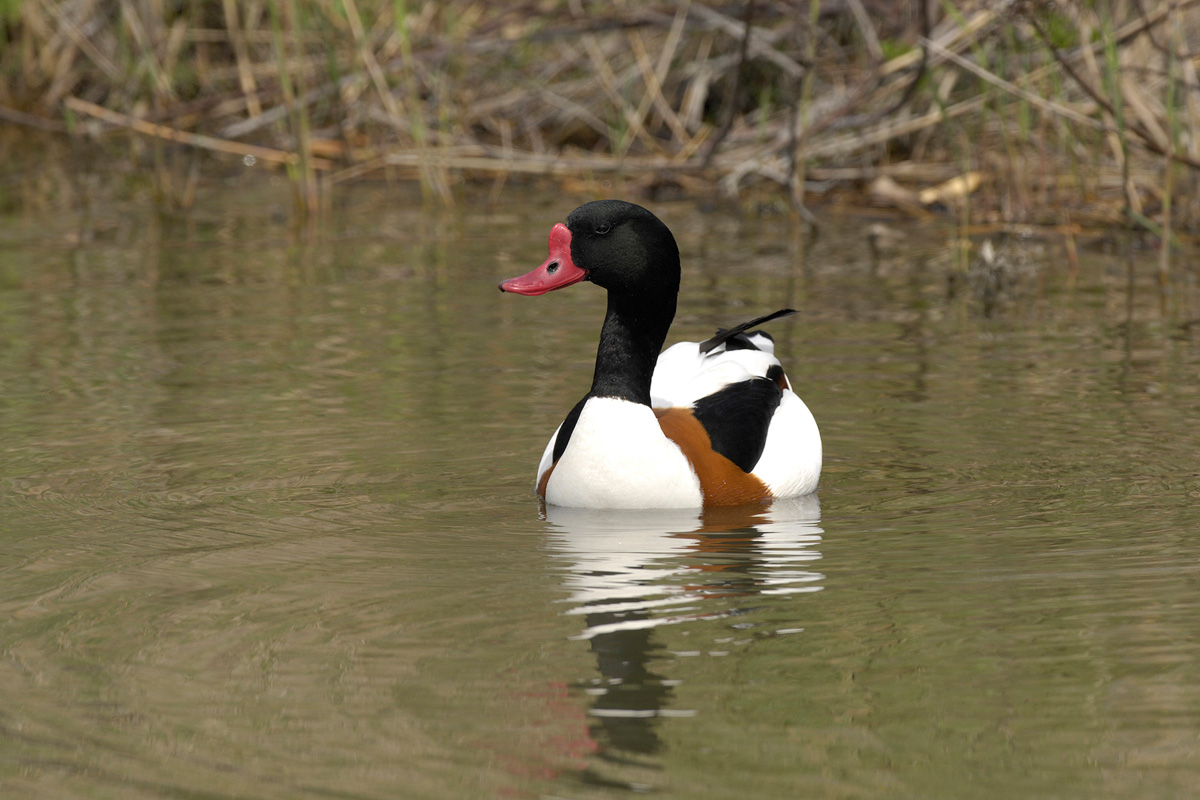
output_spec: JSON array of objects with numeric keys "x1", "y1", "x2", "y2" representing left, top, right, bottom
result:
[
  {"x1": 499, "y1": 200, "x2": 680, "y2": 302},
  {"x1": 565, "y1": 200, "x2": 680, "y2": 297},
  {"x1": 501, "y1": 200, "x2": 684, "y2": 405}
]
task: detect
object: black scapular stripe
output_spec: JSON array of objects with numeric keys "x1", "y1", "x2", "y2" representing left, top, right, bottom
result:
[
  {"x1": 692, "y1": 377, "x2": 782, "y2": 473},
  {"x1": 551, "y1": 396, "x2": 588, "y2": 464}
]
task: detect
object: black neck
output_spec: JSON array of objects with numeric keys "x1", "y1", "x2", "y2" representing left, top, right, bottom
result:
[{"x1": 589, "y1": 292, "x2": 676, "y2": 405}]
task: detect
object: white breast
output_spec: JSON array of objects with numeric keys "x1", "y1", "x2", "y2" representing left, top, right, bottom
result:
[{"x1": 541, "y1": 397, "x2": 702, "y2": 509}]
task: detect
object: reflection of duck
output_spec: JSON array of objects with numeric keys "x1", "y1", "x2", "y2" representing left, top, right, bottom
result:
[
  {"x1": 548, "y1": 496, "x2": 824, "y2": 639},
  {"x1": 544, "y1": 497, "x2": 824, "y2": 780},
  {"x1": 500, "y1": 200, "x2": 821, "y2": 508}
]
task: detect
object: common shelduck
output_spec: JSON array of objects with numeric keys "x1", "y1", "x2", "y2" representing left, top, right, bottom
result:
[{"x1": 500, "y1": 200, "x2": 821, "y2": 509}]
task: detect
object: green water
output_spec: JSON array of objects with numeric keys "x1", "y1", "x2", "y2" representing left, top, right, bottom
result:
[{"x1": 2, "y1": 180, "x2": 1198, "y2": 799}]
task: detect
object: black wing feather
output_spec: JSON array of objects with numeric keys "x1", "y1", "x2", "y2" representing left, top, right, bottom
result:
[{"x1": 691, "y1": 377, "x2": 783, "y2": 473}]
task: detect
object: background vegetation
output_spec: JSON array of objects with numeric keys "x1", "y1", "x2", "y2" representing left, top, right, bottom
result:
[{"x1": 2, "y1": 0, "x2": 1200, "y2": 241}]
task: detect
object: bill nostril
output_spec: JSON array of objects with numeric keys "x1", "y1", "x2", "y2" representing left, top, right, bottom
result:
[{"x1": 546, "y1": 261, "x2": 559, "y2": 274}]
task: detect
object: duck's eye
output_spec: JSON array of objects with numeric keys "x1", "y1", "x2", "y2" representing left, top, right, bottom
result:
[{"x1": 594, "y1": 223, "x2": 611, "y2": 235}]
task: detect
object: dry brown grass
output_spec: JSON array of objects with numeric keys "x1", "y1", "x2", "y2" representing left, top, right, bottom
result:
[{"x1": 2, "y1": 0, "x2": 1200, "y2": 237}]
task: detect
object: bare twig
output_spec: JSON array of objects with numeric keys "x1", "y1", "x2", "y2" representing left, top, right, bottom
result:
[
  {"x1": 1028, "y1": 9, "x2": 1200, "y2": 171},
  {"x1": 924, "y1": 37, "x2": 1103, "y2": 131},
  {"x1": 628, "y1": 19, "x2": 692, "y2": 150},
  {"x1": 581, "y1": 33, "x2": 667, "y2": 156},
  {"x1": 221, "y1": 0, "x2": 262, "y2": 118},
  {"x1": 0, "y1": 104, "x2": 68, "y2": 132},
  {"x1": 845, "y1": 0, "x2": 884, "y2": 61},
  {"x1": 65, "y1": 96, "x2": 335, "y2": 169},
  {"x1": 702, "y1": 0, "x2": 757, "y2": 166},
  {"x1": 685, "y1": 0, "x2": 805, "y2": 78}
]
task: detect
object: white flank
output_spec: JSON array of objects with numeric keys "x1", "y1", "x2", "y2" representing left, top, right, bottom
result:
[
  {"x1": 751, "y1": 390, "x2": 822, "y2": 497},
  {"x1": 649, "y1": 337, "x2": 821, "y2": 498},
  {"x1": 536, "y1": 422, "x2": 561, "y2": 487},
  {"x1": 542, "y1": 397, "x2": 702, "y2": 509}
]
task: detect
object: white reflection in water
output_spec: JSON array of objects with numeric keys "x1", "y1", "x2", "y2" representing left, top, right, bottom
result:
[
  {"x1": 546, "y1": 495, "x2": 824, "y2": 640},
  {"x1": 540, "y1": 496, "x2": 825, "y2": 778}
]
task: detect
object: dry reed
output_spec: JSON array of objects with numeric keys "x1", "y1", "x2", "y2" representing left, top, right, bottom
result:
[{"x1": 2, "y1": 0, "x2": 1200, "y2": 236}]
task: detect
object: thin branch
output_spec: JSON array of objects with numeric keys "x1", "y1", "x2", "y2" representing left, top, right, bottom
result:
[
  {"x1": 65, "y1": 96, "x2": 335, "y2": 169},
  {"x1": 0, "y1": 104, "x2": 68, "y2": 132},
  {"x1": 923, "y1": 37, "x2": 1103, "y2": 130},
  {"x1": 685, "y1": 0, "x2": 805, "y2": 77},
  {"x1": 1028, "y1": 10, "x2": 1200, "y2": 172}
]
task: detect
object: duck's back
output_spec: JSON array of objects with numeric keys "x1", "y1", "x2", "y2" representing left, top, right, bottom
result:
[{"x1": 650, "y1": 331, "x2": 822, "y2": 499}]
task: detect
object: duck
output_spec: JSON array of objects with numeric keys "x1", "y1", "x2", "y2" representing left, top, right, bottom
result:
[{"x1": 500, "y1": 199, "x2": 821, "y2": 509}]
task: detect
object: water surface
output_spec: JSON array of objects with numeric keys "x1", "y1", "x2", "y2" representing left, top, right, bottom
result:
[{"x1": 2, "y1": 179, "x2": 1199, "y2": 798}]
